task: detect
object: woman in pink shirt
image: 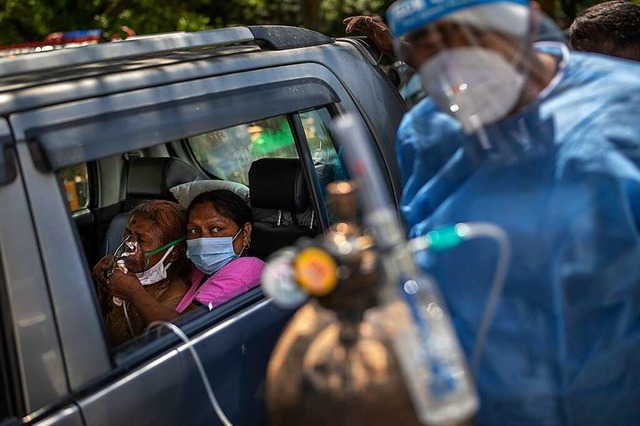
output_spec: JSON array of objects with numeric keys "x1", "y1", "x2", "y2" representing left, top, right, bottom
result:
[
  {"x1": 99, "y1": 189, "x2": 263, "y2": 329},
  {"x1": 175, "y1": 190, "x2": 264, "y2": 313}
]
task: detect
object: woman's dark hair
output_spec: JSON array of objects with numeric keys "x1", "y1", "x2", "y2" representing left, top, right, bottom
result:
[{"x1": 187, "y1": 189, "x2": 253, "y2": 228}]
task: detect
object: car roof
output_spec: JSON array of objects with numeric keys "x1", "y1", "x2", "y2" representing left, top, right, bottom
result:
[
  {"x1": 0, "y1": 26, "x2": 389, "y2": 120},
  {"x1": 0, "y1": 26, "x2": 339, "y2": 105},
  {"x1": 0, "y1": 26, "x2": 334, "y2": 83}
]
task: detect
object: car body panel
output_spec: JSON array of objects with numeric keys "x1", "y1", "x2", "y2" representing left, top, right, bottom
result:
[
  {"x1": 78, "y1": 300, "x2": 290, "y2": 426},
  {"x1": 12, "y1": 142, "x2": 111, "y2": 392},
  {"x1": 28, "y1": 405, "x2": 83, "y2": 426},
  {"x1": 0, "y1": 120, "x2": 68, "y2": 412}
]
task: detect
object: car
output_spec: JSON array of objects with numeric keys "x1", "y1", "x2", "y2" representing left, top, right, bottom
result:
[
  {"x1": 0, "y1": 25, "x2": 406, "y2": 426},
  {"x1": 386, "y1": 60, "x2": 426, "y2": 108}
]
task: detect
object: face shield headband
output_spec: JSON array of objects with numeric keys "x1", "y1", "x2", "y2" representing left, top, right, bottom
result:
[{"x1": 387, "y1": 0, "x2": 530, "y2": 40}]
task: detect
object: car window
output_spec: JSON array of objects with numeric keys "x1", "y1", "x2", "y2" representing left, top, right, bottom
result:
[
  {"x1": 57, "y1": 119, "x2": 309, "y2": 355},
  {"x1": 59, "y1": 163, "x2": 90, "y2": 211},
  {"x1": 300, "y1": 108, "x2": 347, "y2": 223},
  {"x1": 53, "y1": 108, "x2": 363, "y2": 355},
  {"x1": 188, "y1": 115, "x2": 298, "y2": 185},
  {"x1": 41, "y1": 83, "x2": 341, "y2": 360}
]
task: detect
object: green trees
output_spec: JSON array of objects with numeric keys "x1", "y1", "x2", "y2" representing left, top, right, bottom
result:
[
  {"x1": 1, "y1": 0, "x2": 633, "y2": 45},
  {"x1": 0, "y1": 0, "x2": 391, "y2": 44},
  {"x1": 0, "y1": 0, "x2": 213, "y2": 45}
]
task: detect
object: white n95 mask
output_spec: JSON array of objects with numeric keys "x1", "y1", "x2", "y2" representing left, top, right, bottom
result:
[
  {"x1": 420, "y1": 47, "x2": 526, "y2": 133},
  {"x1": 135, "y1": 245, "x2": 174, "y2": 286}
]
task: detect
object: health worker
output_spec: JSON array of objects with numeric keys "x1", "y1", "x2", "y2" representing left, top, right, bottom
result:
[{"x1": 386, "y1": 0, "x2": 640, "y2": 424}]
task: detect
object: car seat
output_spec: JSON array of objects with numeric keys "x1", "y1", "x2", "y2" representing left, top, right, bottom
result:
[
  {"x1": 248, "y1": 158, "x2": 319, "y2": 259},
  {"x1": 103, "y1": 157, "x2": 203, "y2": 255}
]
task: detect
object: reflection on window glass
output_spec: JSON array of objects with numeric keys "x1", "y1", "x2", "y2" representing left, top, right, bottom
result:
[
  {"x1": 188, "y1": 115, "x2": 298, "y2": 185},
  {"x1": 59, "y1": 163, "x2": 90, "y2": 211},
  {"x1": 300, "y1": 108, "x2": 347, "y2": 223}
]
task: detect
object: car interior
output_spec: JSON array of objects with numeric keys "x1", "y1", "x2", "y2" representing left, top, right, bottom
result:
[{"x1": 56, "y1": 108, "x2": 344, "y2": 353}]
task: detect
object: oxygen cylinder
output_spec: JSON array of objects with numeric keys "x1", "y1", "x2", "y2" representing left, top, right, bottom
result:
[{"x1": 265, "y1": 182, "x2": 423, "y2": 426}]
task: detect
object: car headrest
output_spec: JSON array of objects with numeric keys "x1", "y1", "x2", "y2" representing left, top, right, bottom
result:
[
  {"x1": 249, "y1": 158, "x2": 310, "y2": 213},
  {"x1": 127, "y1": 157, "x2": 202, "y2": 200}
]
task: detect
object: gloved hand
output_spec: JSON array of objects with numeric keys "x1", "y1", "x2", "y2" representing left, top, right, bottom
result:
[{"x1": 343, "y1": 15, "x2": 394, "y2": 56}]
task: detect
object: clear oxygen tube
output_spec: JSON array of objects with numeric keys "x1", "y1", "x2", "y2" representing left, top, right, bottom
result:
[
  {"x1": 332, "y1": 114, "x2": 509, "y2": 425},
  {"x1": 407, "y1": 223, "x2": 511, "y2": 375},
  {"x1": 148, "y1": 321, "x2": 234, "y2": 426},
  {"x1": 112, "y1": 241, "x2": 134, "y2": 336}
]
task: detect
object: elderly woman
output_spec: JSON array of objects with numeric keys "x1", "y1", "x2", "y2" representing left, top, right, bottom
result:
[
  {"x1": 176, "y1": 189, "x2": 264, "y2": 312},
  {"x1": 103, "y1": 190, "x2": 264, "y2": 327},
  {"x1": 93, "y1": 200, "x2": 189, "y2": 346}
]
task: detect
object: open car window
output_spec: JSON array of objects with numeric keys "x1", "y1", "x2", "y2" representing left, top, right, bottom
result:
[
  {"x1": 56, "y1": 111, "x2": 322, "y2": 356},
  {"x1": 188, "y1": 115, "x2": 298, "y2": 185},
  {"x1": 299, "y1": 108, "x2": 347, "y2": 224},
  {"x1": 59, "y1": 163, "x2": 90, "y2": 212}
]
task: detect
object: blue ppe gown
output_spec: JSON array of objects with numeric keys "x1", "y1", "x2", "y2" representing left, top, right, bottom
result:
[{"x1": 397, "y1": 44, "x2": 640, "y2": 426}]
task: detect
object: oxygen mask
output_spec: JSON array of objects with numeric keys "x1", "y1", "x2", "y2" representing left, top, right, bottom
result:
[{"x1": 113, "y1": 234, "x2": 145, "y2": 274}]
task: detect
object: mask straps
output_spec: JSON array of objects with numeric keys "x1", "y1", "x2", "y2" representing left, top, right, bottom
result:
[
  {"x1": 231, "y1": 227, "x2": 245, "y2": 256},
  {"x1": 231, "y1": 228, "x2": 243, "y2": 241},
  {"x1": 144, "y1": 235, "x2": 187, "y2": 266}
]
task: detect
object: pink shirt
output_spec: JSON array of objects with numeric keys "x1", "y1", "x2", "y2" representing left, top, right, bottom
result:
[{"x1": 175, "y1": 257, "x2": 265, "y2": 313}]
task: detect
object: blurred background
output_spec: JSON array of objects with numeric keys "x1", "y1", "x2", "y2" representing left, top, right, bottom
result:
[{"x1": 0, "y1": 0, "x2": 632, "y2": 46}]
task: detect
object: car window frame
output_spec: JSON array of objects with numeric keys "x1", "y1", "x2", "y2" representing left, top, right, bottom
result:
[
  {"x1": 0, "y1": 119, "x2": 68, "y2": 416},
  {"x1": 0, "y1": 248, "x2": 22, "y2": 421}
]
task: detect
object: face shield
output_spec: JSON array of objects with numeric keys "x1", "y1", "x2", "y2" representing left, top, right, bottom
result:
[{"x1": 387, "y1": 0, "x2": 563, "y2": 135}]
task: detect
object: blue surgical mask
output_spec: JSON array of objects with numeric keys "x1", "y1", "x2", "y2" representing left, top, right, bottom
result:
[{"x1": 186, "y1": 228, "x2": 244, "y2": 275}]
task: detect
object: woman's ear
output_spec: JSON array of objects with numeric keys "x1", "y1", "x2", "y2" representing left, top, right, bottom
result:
[{"x1": 243, "y1": 222, "x2": 252, "y2": 248}]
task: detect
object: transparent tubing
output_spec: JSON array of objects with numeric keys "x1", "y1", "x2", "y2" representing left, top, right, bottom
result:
[
  {"x1": 408, "y1": 222, "x2": 511, "y2": 375},
  {"x1": 122, "y1": 302, "x2": 136, "y2": 338},
  {"x1": 148, "y1": 321, "x2": 234, "y2": 426},
  {"x1": 457, "y1": 223, "x2": 511, "y2": 374}
]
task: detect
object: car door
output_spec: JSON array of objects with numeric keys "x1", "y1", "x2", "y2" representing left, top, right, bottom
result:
[{"x1": 0, "y1": 119, "x2": 85, "y2": 426}]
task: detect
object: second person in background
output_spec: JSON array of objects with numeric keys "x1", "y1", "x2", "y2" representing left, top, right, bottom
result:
[{"x1": 176, "y1": 189, "x2": 264, "y2": 313}]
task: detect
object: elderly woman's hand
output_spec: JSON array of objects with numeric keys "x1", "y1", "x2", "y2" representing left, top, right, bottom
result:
[
  {"x1": 93, "y1": 255, "x2": 117, "y2": 314},
  {"x1": 343, "y1": 15, "x2": 394, "y2": 56},
  {"x1": 107, "y1": 269, "x2": 145, "y2": 302},
  {"x1": 93, "y1": 255, "x2": 116, "y2": 285}
]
